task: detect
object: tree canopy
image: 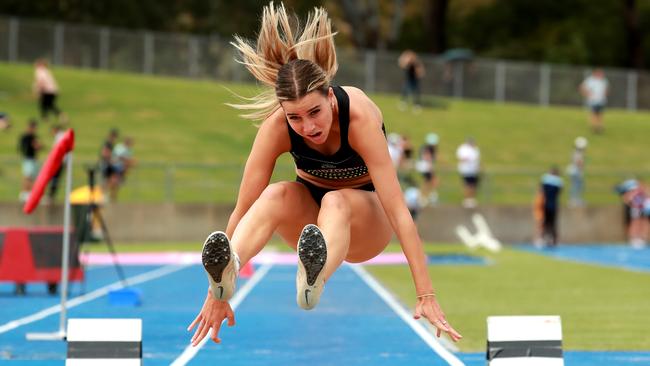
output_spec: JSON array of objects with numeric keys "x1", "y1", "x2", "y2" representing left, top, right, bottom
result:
[{"x1": 1, "y1": 0, "x2": 648, "y2": 69}]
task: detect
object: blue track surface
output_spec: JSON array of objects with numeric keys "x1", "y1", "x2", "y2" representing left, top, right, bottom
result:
[
  {"x1": 517, "y1": 244, "x2": 650, "y2": 273},
  {"x1": 1, "y1": 260, "x2": 648, "y2": 365},
  {"x1": 0, "y1": 264, "x2": 458, "y2": 365}
]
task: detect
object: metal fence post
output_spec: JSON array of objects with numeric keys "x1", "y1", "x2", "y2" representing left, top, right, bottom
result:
[
  {"x1": 188, "y1": 36, "x2": 199, "y2": 78},
  {"x1": 453, "y1": 63, "x2": 464, "y2": 98},
  {"x1": 165, "y1": 165, "x2": 175, "y2": 202},
  {"x1": 495, "y1": 62, "x2": 505, "y2": 103},
  {"x1": 365, "y1": 50, "x2": 376, "y2": 93},
  {"x1": 143, "y1": 32, "x2": 154, "y2": 74},
  {"x1": 99, "y1": 27, "x2": 110, "y2": 70},
  {"x1": 539, "y1": 63, "x2": 550, "y2": 107},
  {"x1": 8, "y1": 17, "x2": 19, "y2": 62},
  {"x1": 53, "y1": 23, "x2": 64, "y2": 65},
  {"x1": 626, "y1": 71, "x2": 638, "y2": 111}
]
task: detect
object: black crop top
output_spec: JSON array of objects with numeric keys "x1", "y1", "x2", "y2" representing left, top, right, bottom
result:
[{"x1": 286, "y1": 86, "x2": 385, "y2": 181}]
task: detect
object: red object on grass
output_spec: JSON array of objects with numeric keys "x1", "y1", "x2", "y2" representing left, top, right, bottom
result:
[{"x1": 23, "y1": 129, "x2": 74, "y2": 214}]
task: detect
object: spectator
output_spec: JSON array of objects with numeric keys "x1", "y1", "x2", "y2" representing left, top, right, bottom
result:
[
  {"x1": 397, "y1": 135, "x2": 415, "y2": 184},
  {"x1": 567, "y1": 136, "x2": 588, "y2": 207},
  {"x1": 398, "y1": 50, "x2": 425, "y2": 112},
  {"x1": 540, "y1": 166, "x2": 563, "y2": 247},
  {"x1": 0, "y1": 112, "x2": 10, "y2": 131},
  {"x1": 456, "y1": 137, "x2": 480, "y2": 208},
  {"x1": 403, "y1": 177, "x2": 423, "y2": 220},
  {"x1": 47, "y1": 124, "x2": 67, "y2": 201},
  {"x1": 387, "y1": 133, "x2": 403, "y2": 169},
  {"x1": 580, "y1": 68, "x2": 608, "y2": 134},
  {"x1": 416, "y1": 133, "x2": 440, "y2": 206},
  {"x1": 112, "y1": 136, "x2": 136, "y2": 186},
  {"x1": 99, "y1": 128, "x2": 120, "y2": 202},
  {"x1": 619, "y1": 179, "x2": 648, "y2": 249},
  {"x1": 33, "y1": 59, "x2": 65, "y2": 123},
  {"x1": 532, "y1": 189, "x2": 545, "y2": 248},
  {"x1": 18, "y1": 120, "x2": 42, "y2": 202}
]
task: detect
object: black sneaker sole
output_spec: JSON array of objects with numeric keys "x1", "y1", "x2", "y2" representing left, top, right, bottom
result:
[
  {"x1": 202, "y1": 232, "x2": 232, "y2": 284},
  {"x1": 298, "y1": 224, "x2": 327, "y2": 286}
]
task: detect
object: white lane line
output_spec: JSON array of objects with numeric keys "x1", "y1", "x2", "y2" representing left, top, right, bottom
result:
[
  {"x1": 170, "y1": 263, "x2": 274, "y2": 366},
  {"x1": 350, "y1": 265, "x2": 465, "y2": 366},
  {"x1": 0, "y1": 264, "x2": 188, "y2": 335}
]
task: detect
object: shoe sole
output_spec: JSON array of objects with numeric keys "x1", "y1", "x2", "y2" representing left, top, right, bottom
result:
[
  {"x1": 298, "y1": 224, "x2": 327, "y2": 286},
  {"x1": 202, "y1": 231, "x2": 234, "y2": 300}
]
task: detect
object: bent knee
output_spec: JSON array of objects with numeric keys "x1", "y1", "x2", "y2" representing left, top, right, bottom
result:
[
  {"x1": 259, "y1": 182, "x2": 297, "y2": 203},
  {"x1": 320, "y1": 190, "x2": 352, "y2": 217}
]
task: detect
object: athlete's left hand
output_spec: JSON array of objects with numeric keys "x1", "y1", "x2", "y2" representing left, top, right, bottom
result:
[{"x1": 414, "y1": 296, "x2": 463, "y2": 342}]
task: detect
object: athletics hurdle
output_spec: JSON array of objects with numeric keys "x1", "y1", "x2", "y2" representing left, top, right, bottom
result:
[
  {"x1": 487, "y1": 315, "x2": 564, "y2": 365},
  {"x1": 66, "y1": 318, "x2": 142, "y2": 366}
]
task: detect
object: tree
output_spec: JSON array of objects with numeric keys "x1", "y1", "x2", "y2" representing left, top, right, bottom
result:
[
  {"x1": 623, "y1": 0, "x2": 643, "y2": 69},
  {"x1": 336, "y1": 0, "x2": 405, "y2": 49},
  {"x1": 424, "y1": 0, "x2": 448, "y2": 54}
]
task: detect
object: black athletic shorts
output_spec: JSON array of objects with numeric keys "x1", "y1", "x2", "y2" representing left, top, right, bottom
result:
[
  {"x1": 590, "y1": 104, "x2": 605, "y2": 114},
  {"x1": 462, "y1": 174, "x2": 480, "y2": 187},
  {"x1": 296, "y1": 176, "x2": 375, "y2": 206}
]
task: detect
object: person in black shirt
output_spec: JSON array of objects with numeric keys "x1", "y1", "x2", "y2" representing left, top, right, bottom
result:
[
  {"x1": 18, "y1": 120, "x2": 42, "y2": 202},
  {"x1": 189, "y1": 3, "x2": 461, "y2": 346},
  {"x1": 398, "y1": 50, "x2": 425, "y2": 111}
]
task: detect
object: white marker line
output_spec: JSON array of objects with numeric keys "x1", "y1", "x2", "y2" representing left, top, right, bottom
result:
[
  {"x1": 170, "y1": 263, "x2": 274, "y2": 366},
  {"x1": 350, "y1": 265, "x2": 465, "y2": 366},
  {"x1": 0, "y1": 264, "x2": 188, "y2": 335}
]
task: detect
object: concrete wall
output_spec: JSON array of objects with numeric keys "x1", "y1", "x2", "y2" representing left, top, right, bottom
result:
[{"x1": 0, "y1": 203, "x2": 627, "y2": 244}]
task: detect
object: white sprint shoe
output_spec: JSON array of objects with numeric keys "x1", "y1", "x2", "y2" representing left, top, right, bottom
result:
[
  {"x1": 296, "y1": 224, "x2": 327, "y2": 310},
  {"x1": 202, "y1": 231, "x2": 239, "y2": 301}
]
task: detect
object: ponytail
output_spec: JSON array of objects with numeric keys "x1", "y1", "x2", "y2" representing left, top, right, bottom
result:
[{"x1": 229, "y1": 2, "x2": 338, "y2": 121}]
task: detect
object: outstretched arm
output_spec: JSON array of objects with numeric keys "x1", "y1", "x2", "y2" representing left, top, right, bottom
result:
[
  {"x1": 225, "y1": 113, "x2": 291, "y2": 237},
  {"x1": 348, "y1": 88, "x2": 462, "y2": 341},
  {"x1": 188, "y1": 112, "x2": 290, "y2": 346}
]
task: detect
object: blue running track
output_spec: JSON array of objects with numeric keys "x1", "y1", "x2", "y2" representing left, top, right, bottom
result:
[
  {"x1": 517, "y1": 244, "x2": 650, "y2": 273},
  {"x1": 1, "y1": 260, "x2": 648, "y2": 365},
  {"x1": 0, "y1": 264, "x2": 461, "y2": 365}
]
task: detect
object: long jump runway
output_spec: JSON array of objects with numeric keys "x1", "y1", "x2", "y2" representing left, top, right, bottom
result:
[{"x1": 0, "y1": 263, "x2": 462, "y2": 365}]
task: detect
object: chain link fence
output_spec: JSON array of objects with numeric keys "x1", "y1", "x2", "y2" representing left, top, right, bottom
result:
[
  {"x1": 1, "y1": 16, "x2": 649, "y2": 109},
  {"x1": 0, "y1": 159, "x2": 644, "y2": 205}
]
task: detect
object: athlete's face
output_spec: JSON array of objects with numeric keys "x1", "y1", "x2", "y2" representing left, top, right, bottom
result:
[{"x1": 282, "y1": 88, "x2": 335, "y2": 145}]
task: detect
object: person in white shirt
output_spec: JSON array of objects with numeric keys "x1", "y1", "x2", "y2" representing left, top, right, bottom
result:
[
  {"x1": 456, "y1": 137, "x2": 480, "y2": 208},
  {"x1": 33, "y1": 59, "x2": 65, "y2": 123},
  {"x1": 580, "y1": 69, "x2": 608, "y2": 134}
]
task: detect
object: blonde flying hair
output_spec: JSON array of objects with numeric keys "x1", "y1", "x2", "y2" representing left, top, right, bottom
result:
[{"x1": 229, "y1": 2, "x2": 338, "y2": 120}]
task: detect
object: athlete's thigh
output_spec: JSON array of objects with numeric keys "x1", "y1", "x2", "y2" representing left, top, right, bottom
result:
[
  {"x1": 336, "y1": 189, "x2": 393, "y2": 262},
  {"x1": 272, "y1": 181, "x2": 320, "y2": 250}
]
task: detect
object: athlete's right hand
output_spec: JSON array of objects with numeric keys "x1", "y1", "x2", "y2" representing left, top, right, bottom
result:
[{"x1": 188, "y1": 290, "x2": 235, "y2": 346}]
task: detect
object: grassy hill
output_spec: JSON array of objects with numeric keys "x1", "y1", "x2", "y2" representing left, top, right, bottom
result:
[{"x1": 0, "y1": 62, "x2": 647, "y2": 203}]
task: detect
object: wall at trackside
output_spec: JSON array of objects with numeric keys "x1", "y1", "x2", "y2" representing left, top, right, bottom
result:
[{"x1": 0, "y1": 203, "x2": 627, "y2": 244}]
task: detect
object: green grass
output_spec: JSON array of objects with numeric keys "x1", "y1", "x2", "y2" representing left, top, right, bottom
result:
[
  {"x1": 368, "y1": 244, "x2": 650, "y2": 352},
  {"x1": 88, "y1": 240, "x2": 650, "y2": 352},
  {"x1": 1, "y1": 62, "x2": 648, "y2": 203}
]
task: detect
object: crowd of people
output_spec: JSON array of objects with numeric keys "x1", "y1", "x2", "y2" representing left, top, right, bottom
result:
[
  {"x1": 387, "y1": 131, "x2": 484, "y2": 217},
  {"x1": 98, "y1": 128, "x2": 136, "y2": 202},
  {"x1": 13, "y1": 60, "x2": 135, "y2": 205}
]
